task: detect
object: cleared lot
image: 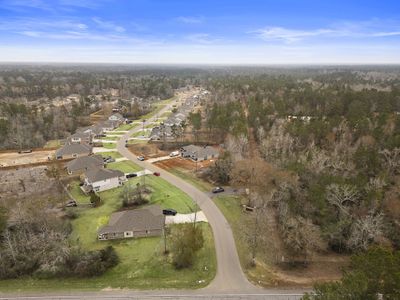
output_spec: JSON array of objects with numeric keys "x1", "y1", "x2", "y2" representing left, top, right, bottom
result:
[{"x1": 0, "y1": 150, "x2": 55, "y2": 167}]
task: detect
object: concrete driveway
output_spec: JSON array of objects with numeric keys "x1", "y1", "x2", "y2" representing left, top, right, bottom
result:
[{"x1": 165, "y1": 211, "x2": 208, "y2": 224}]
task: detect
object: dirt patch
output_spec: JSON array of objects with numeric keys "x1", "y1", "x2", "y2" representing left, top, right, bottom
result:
[
  {"x1": 127, "y1": 143, "x2": 169, "y2": 159},
  {"x1": 0, "y1": 165, "x2": 58, "y2": 201},
  {"x1": 0, "y1": 150, "x2": 56, "y2": 167},
  {"x1": 154, "y1": 156, "x2": 214, "y2": 171}
]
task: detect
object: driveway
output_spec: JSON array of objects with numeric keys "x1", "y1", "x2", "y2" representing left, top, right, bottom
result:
[{"x1": 165, "y1": 211, "x2": 208, "y2": 224}]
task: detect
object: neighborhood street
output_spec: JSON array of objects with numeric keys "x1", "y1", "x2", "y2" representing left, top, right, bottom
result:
[{"x1": 116, "y1": 99, "x2": 257, "y2": 293}]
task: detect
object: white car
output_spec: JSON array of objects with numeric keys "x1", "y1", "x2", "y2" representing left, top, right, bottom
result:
[
  {"x1": 137, "y1": 156, "x2": 145, "y2": 161},
  {"x1": 169, "y1": 151, "x2": 179, "y2": 157}
]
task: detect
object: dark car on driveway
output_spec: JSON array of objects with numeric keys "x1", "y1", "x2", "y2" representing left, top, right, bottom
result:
[
  {"x1": 212, "y1": 187, "x2": 225, "y2": 193},
  {"x1": 126, "y1": 173, "x2": 137, "y2": 178},
  {"x1": 66, "y1": 200, "x2": 77, "y2": 207},
  {"x1": 153, "y1": 172, "x2": 160, "y2": 176},
  {"x1": 162, "y1": 209, "x2": 177, "y2": 216}
]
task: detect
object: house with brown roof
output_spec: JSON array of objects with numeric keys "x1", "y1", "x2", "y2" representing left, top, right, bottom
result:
[
  {"x1": 66, "y1": 155, "x2": 104, "y2": 175},
  {"x1": 98, "y1": 205, "x2": 165, "y2": 240}
]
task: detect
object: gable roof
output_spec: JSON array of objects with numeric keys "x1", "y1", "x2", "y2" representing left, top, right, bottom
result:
[
  {"x1": 66, "y1": 155, "x2": 104, "y2": 173},
  {"x1": 56, "y1": 143, "x2": 92, "y2": 157},
  {"x1": 85, "y1": 167, "x2": 124, "y2": 183},
  {"x1": 98, "y1": 205, "x2": 164, "y2": 234},
  {"x1": 181, "y1": 145, "x2": 219, "y2": 158},
  {"x1": 69, "y1": 132, "x2": 91, "y2": 141}
]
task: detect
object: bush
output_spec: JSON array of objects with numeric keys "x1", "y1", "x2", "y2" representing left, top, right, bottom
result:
[{"x1": 171, "y1": 224, "x2": 204, "y2": 269}]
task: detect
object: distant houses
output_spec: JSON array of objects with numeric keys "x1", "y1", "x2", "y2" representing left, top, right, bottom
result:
[
  {"x1": 67, "y1": 132, "x2": 93, "y2": 145},
  {"x1": 82, "y1": 168, "x2": 126, "y2": 193},
  {"x1": 180, "y1": 145, "x2": 219, "y2": 162},
  {"x1": 98, "y1": 205, "x2": 165, "y2": 240},
  {"x1": 66, "y1": 155, "x2": 104, "y2": 175}
]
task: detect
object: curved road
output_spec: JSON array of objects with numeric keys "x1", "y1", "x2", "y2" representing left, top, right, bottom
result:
[{"x1": 118, "y1": 99, "x2": 255, "y2": 292}]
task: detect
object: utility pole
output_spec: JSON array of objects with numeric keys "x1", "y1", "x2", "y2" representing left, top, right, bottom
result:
[{"x1": 142, "y1": 119, "x2": 146, "y2": 136}]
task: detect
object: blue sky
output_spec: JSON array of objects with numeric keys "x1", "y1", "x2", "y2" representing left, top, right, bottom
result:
[{"x1": 0, "y1": 0, "x2": 399, "y2": 64}]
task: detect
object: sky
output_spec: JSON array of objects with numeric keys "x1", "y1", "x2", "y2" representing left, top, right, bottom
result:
[{"x1": 0, "y1": 0, "x2": 400, "y2": 64}]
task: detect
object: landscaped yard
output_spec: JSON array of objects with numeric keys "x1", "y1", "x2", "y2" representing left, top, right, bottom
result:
[
  {"x1": 0, "y1": 169, "x2": 213, "y2": 291},
  {"x1": 102, "y1": 143, "x2": 117, "y2": 149},
  {"x1": 101, "y1": 136, "x2": 120, "y2": 141},
  {"x1": 99, "y1": 151, "x2": 122, "y2": 159},
  {"x1": 106, "y1": 160, "x2": 142, "y2": 173},
  {"x1": 114, "y1": 123, "x2": 138, "y2": 131}
]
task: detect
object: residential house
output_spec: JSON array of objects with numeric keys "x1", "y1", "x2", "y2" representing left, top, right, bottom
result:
[
  {"x1": 67, "y1": 132, "x2": 93, "y2": 144},
  {"x1": 97, "y1": 120, "x2": 120, "y2": 131},
  {"x1": 77, "y1": 125, "x2": 104, "y2": 138},
  {"x1": 98, "y1": 205, "x2": 165, "y2": 240},
  {"x1": 180, "y1": 145, "x2": 219, "y2": 161},
  {"x1": 108, "y1": 113, "x2": 125, "y2": 124},
  {"x1": 82, "y1": 168, "x2": 125, "y2": 193},
  {"x1": 149, "y1": 125, "x2": 173, "y2": 141},
  {"x1": 66, "y1": 155, "x2": 104, "y2": 175},
  {"x1": 56, "y1": 143, "x2": 92, "y2": 160}
]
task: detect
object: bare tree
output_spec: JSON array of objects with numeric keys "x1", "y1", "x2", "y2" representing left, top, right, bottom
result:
[
  {"x1": 380, "y1": 148, "x2": 400, "y2": 175},
  {"x1": 326, "y1": 184, "x2": 359, "y2": 216},
  {"x1": 347, "y1": 212, "x2": 384, "y2": 250}
]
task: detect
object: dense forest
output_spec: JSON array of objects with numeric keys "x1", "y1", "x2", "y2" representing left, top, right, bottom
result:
[{"x1": 204, "y1": 67, "x2": 400, "y2": 263}]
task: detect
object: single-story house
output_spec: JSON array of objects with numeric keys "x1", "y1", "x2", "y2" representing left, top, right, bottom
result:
[
  {"x1": 149, "y1": 125, "x2": 173, "y2": 141},
  {"x1": 98, "y1": 205, "x2": 165, "y2": 240},
  {"x1": 83, "y1": 167, "x2": 126, "y2": 193},
  {"x1": 108, "y1": 113, "x2": 125, "y2": 123},
  {"x1": 66, "y1": 155, "x2": 104, "y2": 175},
  {"x1": 97, "y1": 120, "x2": 120, "y2": 131},
  {"x1": 67, "y1": 132, "x2": 93, "y2": 144},
  {"x1": 180, "y1": 145, "x2": 219, "y2": 162},
  {"x1": 56, "y1": 143, "x2": 92, "y2": 160},
  {"x1": 77, "y1": 125, "x2": 104, "y2": 137}
]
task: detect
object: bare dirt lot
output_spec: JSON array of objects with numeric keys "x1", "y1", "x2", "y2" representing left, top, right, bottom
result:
[
  {"x1": 155, "y1": 156, "x2": 214, "y2": 171},
  {"x1": 0, "y1": 150, "x2": 55, "y2": 167},
  {"x1": 127, "y1": 143, "x2": 169, "y2": 159},
  {"x1": 0, "y1": 165, "x2": 57, "y2": 201}
]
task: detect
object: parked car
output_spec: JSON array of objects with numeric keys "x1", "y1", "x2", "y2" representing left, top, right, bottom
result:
[
  {"x1": 169, "y1": 151, "x2": 179, "y2": 157},
  {"x1": 65, "y1": 200, "x2": 77, "y2": 207},
  {"x1": 212, "y1": 187, "x2": 225, "y2": 193},
  {"x1": 103, "y1": 156, "x2": 115, "y2": 163},
  {"x1": 153, "y1": 172, "x2": 161, "y2": 176},
  {"x1": 137, "y1": 156, "x2": 145, "y2": 161},
  {"x1": 162, "y1": 209, "x2": 177, "y2": 216},
  {"x1": 18, "y1": 149, "x2": 32, "y2": 154},
  {"x1": 126, "y1": 120, "x2": 133, "y2": 124},
  {"x1": 126, "y1": 173, "x2": 137, "y2": 178}
]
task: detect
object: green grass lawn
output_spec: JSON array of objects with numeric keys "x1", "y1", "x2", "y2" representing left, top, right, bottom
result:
[
  {"x1": 0, "y1": 170, "x2": 213, "y2": 291},
  {"x1": 68, "y1": 180, "x2": 91, "y2": 204},
  {"x1": 106, "y1": 161, "x2": 142, "y2": 173},
  {"x1": 99, "y1": 152, "x2": 122, "y2": 159},
  {"x1": 114, "y1": 123, "x2": 138, "y2": 131},
  {"x1": 102, "y1": 143, "x2": 117, "y2": 149},
  {"x1": 101, "y1": 136, "x2": 120, "y2": 141},
  {"x1": 131, "y1": 130, "x2": 149, "y2": 138},
  {"x1": 44, "y1": 139, "x2": 62, "y2": 148},
  {"x1": 167, "y1": 167, "x2": 213, "y2": 193}
]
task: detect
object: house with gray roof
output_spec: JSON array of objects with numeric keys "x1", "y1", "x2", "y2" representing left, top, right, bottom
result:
[
  {"x1": 77, "y1": 125, "x2": 104, "y2": 137},
  {"x1": 97, "y1": 120, "x2": 120, "y2": 131},
  {"x1": 98, "y1": 205, "x2": 165, "y2": 240},
  {"x1": 56, "y1": 143, "x2": 92, "y2": 160},
  {"x1": 108, "y1": 113, "x2": 125, "y2": 123},
  {"x1": 66, "y1": 155, "x2": 104, "y2": 175},
  {"x1": 82, "y1": 168, "x2": 126, "y2": 193},
  {"x1": 67, "y1": 132, "x2": 93, "y2": 145},
  {"x1": 180, "y1": 145, "x2": 219, "y2": 162}
]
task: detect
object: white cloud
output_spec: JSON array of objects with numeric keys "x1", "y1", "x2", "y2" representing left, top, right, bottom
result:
[
  {"x1": 175, "y1": 16, "x2": 203, "y2": 24},
  {"x1": 92, "y1": 17, "x2": 125, "y2": 33},
  {"x1": 186, "y1": 33, "x2": 220, "y2": 44},
  {"x1": 254, "y1": 20, "x2": 400, "y2": 43}
]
